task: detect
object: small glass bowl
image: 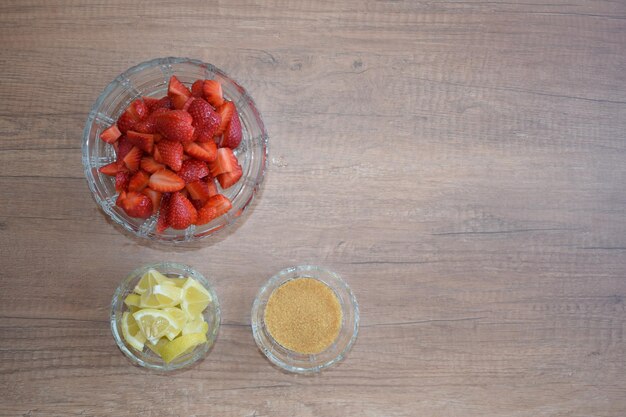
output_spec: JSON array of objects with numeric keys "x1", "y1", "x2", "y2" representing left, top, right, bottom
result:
[
  {"x1": 82, "y1": 57, "x2": 268, "y2": 242},
  {"x1": 251, "y1": 265, "x2": 359, "y2": 373},
  {"x1": 110, "y1": 262, "x2": 220, "y2": 371}
]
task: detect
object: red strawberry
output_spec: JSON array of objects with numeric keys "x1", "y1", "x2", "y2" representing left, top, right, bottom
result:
[
  {"x1": 123, "y1": 146, "x2": 143, "y2": 172},
  {"x1": 215, "y1": 101, "x2": 234, "y2": 135},
  {"x1": 202, "y1": 80, "x2": 224, "y2": 108},
  {"x1": 128, "y1": 170, "x2": 150, "y2": 192},
  {"x1": 134, "y1": 108, "x2": 168, "y2": 134},
  {"x1": 115, "y1": 170, "x2": 130, "y2": 192},
  {"x1": 116, "y1": 136, "x2": 133, "y2": 162},
  {"x1": 120, "y1": 191, "x2": 153, "y2": 219},
  {"x1": 140, "y1": 156, "x2": 165, "y2": 173},
  {"x1": 217, "y1": 164, "x2": 242, "y2": 189},
  {"x1": 190, "y1": 199, "x2": 205, "y2": 211},
  {"x1": 187, "y1": 98, "x2": 220, "y2": 139},
  {"x1": 191, "y1": 80, "x2": 204, "y2": 97},
  {"x1": 220, "y1": 106, "x2": 242, "y2": 149},
  {"x1": 155, "y1": 140, "x2": 183, "y2": 171},
  {"x1": 148, "y1": 169, "x2": 185, "y2": 192},
  {"x1": 196, "y1": 194, "x2": 232, "y2": 225},
  {"x1": 182, "y1": 97, "x2": 195, "y2": 112},
  {"x1": 168, "y1": 75, "x2": 192, "y2": 109},
  {"x1": 155, "y1": 110, "x2": 195, "y2": 143},
  {"x1": 156, "y1": 193, "x2": 171, "y2": 233},
  {"x1": 178, "y1": 159, "x2": 209, "y2": 183},
  {"x1": 142, "y1": 97, "x2": 160, "y2": 112},
  {"x1": 116, "y1": 191, "x2": 127, "y2": 208},
  {"x1": 117, "y1": 99, "x2": 149, "y2": 133},
  {"x1": 185, "y1": 180, "x2": 211, "y2": 203},
  {"x1": 127, "y1": 131, "x2": 156, "y2": 153},
  {"x1": 167, "y1": 191, "x2": 197, "y2": 229},
  {"x1": 183, "y1": 141, "x2": 217, "y2": 162},
  {"x1": 206, "y1": 177, "x2": 219, "y2": 197},
  {"x1": 208, "y1": 147, "x2": 239, "y2": 177},
  {"x1": 142, "y1": 188, "x2": 162, "y2": 214},
  {"x1": 100, "y1": 125, "x2": 122, "y2": 144},
  {"x1": 99, "y1": 161, "x2": 120, "y2": 176}
]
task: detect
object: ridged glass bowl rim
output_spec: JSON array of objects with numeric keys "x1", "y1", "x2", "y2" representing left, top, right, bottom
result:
[
  {"x1": 110, "y1": 261, "x2": 221, "y2": 371},
  {"x1": 81, "y1": 57, "x2": 268, "y2": 243},
  {"x1": 251, "y1": 265, "x2": 359, "y2": 373}
]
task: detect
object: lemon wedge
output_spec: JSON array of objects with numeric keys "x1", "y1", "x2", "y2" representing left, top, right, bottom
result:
[
  {"x1": 134, "y1": 269, "x2": 169, "y2": 294},
  {"x1": 163, "y1": 307, "x2": 187, "y2": 340},
  {"x1": 159, "y1": 332, "x2": 207, "y2": 363},
  {"x1": 140, "y1": 284, "x2": 182, "y2": 308},
  {"x1": 180, "y1": 278, "x2": 211, "y2": 319},
  {"x1": 121, "y1": 311, "x2": 146, "y2": 351},
  {"x1": 182, "y1": 316, "x2": 208, "y2": 336},
  {"x1": 165, "y1": 278, "x2": 187, "y2": 288},
  {"x1": 146, "y1": 337, "x2": 168, "y2": 356},
  {"x1": 133, "y1": 308, "x2": 181, "y2": 343}
]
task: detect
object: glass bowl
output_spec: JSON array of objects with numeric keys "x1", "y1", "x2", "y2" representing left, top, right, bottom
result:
[
  {"x1": 251, "y1": 265, "x2": 359, "y2": 373},
  {"x1": 82, "y1": 57, "x2": 268, "y2": 242},
  {"x1": 111, "y1": 262, "x2": 220, "y2": 371}
]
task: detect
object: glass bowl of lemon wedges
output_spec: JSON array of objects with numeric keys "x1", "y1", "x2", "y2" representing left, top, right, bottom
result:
[{"x1": 111, "y1": 262, "x2": 220, "y2": 371}]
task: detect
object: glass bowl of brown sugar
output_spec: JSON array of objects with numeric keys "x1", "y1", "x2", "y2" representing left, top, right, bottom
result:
[{"x1": 251, "y1": 265, "x2": 359, "y2": 373}]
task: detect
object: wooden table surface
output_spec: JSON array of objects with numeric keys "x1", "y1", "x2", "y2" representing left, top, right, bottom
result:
[{"x1": 1, "y1": 1, "x2": 625, "y2": 416}]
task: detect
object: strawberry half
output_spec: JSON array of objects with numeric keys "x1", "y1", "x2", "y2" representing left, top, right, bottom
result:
[
  {"x1": 99, "y1": 161, "x2": 120, "y2": 176},
  {"x1": 185, "y1": 180, "x2": 211, "y2": 203},
  {"x1": 215, "y1": 101, "x2": 234, "y2": 135},
  {"x1": 168, "y1": 75, "x2": 192, "y2": 109},
  {"x1": 178, "y1": 159, "x2": 209, "y2": 184},
  {"x1": 122, "y1": 146, "x2": 143, "y2": 172},
  {"x1": 128, "y1": 170, "x2": 150, "y2": 192},
  {"x1": 202, "y1": 80, "x2": 224, "y2": 108},
  {"x1": 208, "y1": 147, "x2": 240, "y2": 177},
  {"x1": 167, "y1": 191, "x2": 197, "y2": 229},
  {"x1": 156, "y1": 193, "x2": 171, "y2": 233},
  {"x1": 188, "y1": 98, "x2": 221, "y2": 140},
  {"x1": 117, "y1": 99, "x2": 149, "y2": 133},
  {"x1": 148, "y1": 169, "x2": 185, "y2": 192},
  {"x1": 115, "y1": 170, "x2": 130, "y2": 192},
  {"x1": 141, "y1": 188, "x2": 162, "y2": 214},
  {"x1": 127, "y1": 131, "x2": 156, "y2": 153},
  {"x1": 191, "y1": 80, "x2": 204, "y2": 97},
  {"x1": 183, "y1": 141, "x2": 217, "y2": 162},
  {"x1": 155, "y1": 140, "x2": 183, "y2": 172},
  {"x1": 196, "y1": 194, "x2": 232, "y2": 225},
  {"x1": 100, "y1": 125, "x2": 122, "y2": 144},
  {"x1": 155, "y1": 110, "x2": 195, "y2": 143},
  {"x1": 140, "y1": 156, "x2": 165, "y2": 174},
  {"x1": 217, "y1": 164, "x2": 243, "y2": 189},
  {"x1": 119, "y1": 191, "x2": 153, "y2": 219},
  {"x1": 206, "y1": 178, "x2": 219, "y2": 197},
  {"x1": 219, "y1": 106, "x2": 242, "y2": 149}
]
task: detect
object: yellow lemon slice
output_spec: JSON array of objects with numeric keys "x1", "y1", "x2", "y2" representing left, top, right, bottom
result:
[
  {"x1": 133, "y1": 308, "x2": 180, "y2": 344},
  {"x1": 159, "y1": 333, "x2": 207, "y2": 363},
  {"x1": 146, "y1": 337, "x2": 168, "y2": 357},
  {"x1": 163, "y1": 307, "x2": 187, "y2": 340},
  {"x1": 180, "y1": 278, "x2": 211, "y2": 319},
  {"x1": 124, "y1": 293, "x2": 141, "y2": 308},
  {"x1": 182, "y1": 316, "x2": 209, "y2": 336},
  {"x1": 140, "y1": 284, "x2": 182, "y2": 309},
  {"x1": 134, "y1": 269, "x2": 169, "y2": 294},
  {"x1": 121, "y1": 311, "x2": 146, "y2": 351},
  {"x1": 165, "y1": 278, "x2": 187, "y2": 288}
]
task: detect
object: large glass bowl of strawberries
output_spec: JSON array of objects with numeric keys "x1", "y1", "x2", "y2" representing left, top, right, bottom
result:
[{"x1": 82, "y1": 57, "x2": 268, "y2": 242}]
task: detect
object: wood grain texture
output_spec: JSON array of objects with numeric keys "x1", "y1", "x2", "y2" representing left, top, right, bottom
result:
[{"x1": 1, "y1": 0, "x2": 625, "y2": 416}]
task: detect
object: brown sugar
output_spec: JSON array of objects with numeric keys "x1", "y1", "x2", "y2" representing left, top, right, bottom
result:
[{"x1": 264, "y1": 277, "x2": 342, "y2": 354}]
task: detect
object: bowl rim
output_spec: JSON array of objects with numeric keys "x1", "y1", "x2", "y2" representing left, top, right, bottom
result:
[
  {"x1": 251, "y1": 265, "x2": 360, "y2": 373},
  {"x1": 82, "y1": 57, "x2": 268, "y2": 243},
  {"x1": 110, "y1": 261, "x2": 221, "y2": 371}
]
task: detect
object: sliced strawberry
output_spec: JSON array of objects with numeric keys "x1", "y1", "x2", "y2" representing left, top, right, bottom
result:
[
  {"x1": 190, "y1": 199, "x2": 205, "y2": 211},
  {"x1": 215, "y1": 101, "x2": 234, "y2": 135},
  {"x1": 217, "y1": 164, "x2": 242, "y2": 189},
  {"x1": 117, "y1": 112, "x2": 136, "y2": 134},
  {"x1": 183, "y1": 141, "x2": 217, "y2": 162},
  {"x1": 140, "y1": 156, "x2": 165, "y2": 173},
  {"x1": 191, "y1": 80, "x2": 204, "y2": 97},
  {"x1": 148, "y1": 169, "x2": 185, "y2": 192},
  {"x1": 142, "y1": 97, "x2": 160, "y2": 113},
  {"x1": 120, "y1": 191, "x2": 153, "y2": 219},
  {"x1": 178, "y1": 159, "x2": 209, "y2": 184},
  {"x1": 208, "y1": 147, "x2": 239, "y2": 177},
  {"x1": 155, "y1": 110, "x2": 195, "y2": 143},
  {"x1": 182, "y1": 97, "x2": 195, "y2": 112},
  {"x1": 155, "y1": 140, "x2": 183, "y2": 171},
  {"x1": 185, "y1": 180, "x2": 211, "y2": 203},
  {"x1": 156, "y1": 193, "x2": 171, "y2": 233},
  {"x1": 168, "y1": 75, "x2": 192, "y2": 109},
  {"x1": 220, "y1": 106, "x2": 242, "y2": 149},
  {"x1": 167, "y1": 191, "x2": 197, "y2": 229},
  {"x1": 99, "y1": 161, "x2": 120, "y2": 176},
  {"x1": 123, "y1": 146, "x2": 143, "y2": 172},
  {"x1": 117, "y1": 99, "x2": 149, "y2": 133},
  {"x1": 141, "y1": 188, "x2": 162, "y2": 214},
  {"x1": 128, "y1": 170, "x2": 150, "y2": 192},
  {"x1": 196, "y1": 194, "x2": 232, "y2": 225},
  {"x1": 206, "y1": 177, "x2": 219, "y2": 197},
  {"x1": 116, "y1": 136, "x2": 133, "y2": 162},
  {"x1": 179, "y1": 187, "x2": 190, "y2": 199},
  {"x1": 100, "y1": 124, "x2": 122, "y2": 144},
  {"x1": 127, "y1": 131, "x2": 155, "y2": 153},
  {"x1": 188, "y1": 98, "x2": 220, "y2": 139},
  {"x1": 134, "y1": 108, "x2": 168, "y2": 134},
  {"x1": 115, "y1": 170, "x2": 130, "y2": 192},
  {"x1": 116, "y1": 191, "x2": 127, "y2": 208},
  {"x1": 203, "y1": 80, "x2": 224, "y2": 108}
]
